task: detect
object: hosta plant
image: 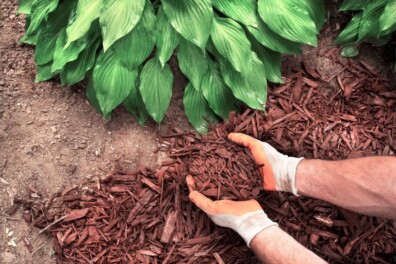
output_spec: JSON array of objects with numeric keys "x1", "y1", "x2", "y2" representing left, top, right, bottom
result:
[
  {"x1": 335, "y1": 0, "x2": 396, "y2": 67},
  {"x1": 18, "y1": 0, "x2": 325, "y2": 133}
]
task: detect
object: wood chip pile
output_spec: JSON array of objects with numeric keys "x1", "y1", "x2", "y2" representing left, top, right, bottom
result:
[
  {"x1": 169, "y1": 119, "x2": 263, "y2": 200},
  {"x1": 18, "y1": 53, "x2": 396, "y2": 263}
]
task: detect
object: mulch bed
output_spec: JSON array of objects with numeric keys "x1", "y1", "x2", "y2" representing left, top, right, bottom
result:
[{"x1": 15, "y1": 50, "x2": 396, "y2": 263}]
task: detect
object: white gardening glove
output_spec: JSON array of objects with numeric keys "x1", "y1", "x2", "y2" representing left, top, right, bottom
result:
[
  {"x1": 187, "y1": 176, "x2": 277, "y2": 247},
  {"x1": 228, "y1": 133, "x2": 304, "y2": 195}
]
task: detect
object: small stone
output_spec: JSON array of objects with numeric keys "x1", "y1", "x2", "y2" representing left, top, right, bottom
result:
[
  {"x1": 7, "y1": 239, "x2": 17, "y2": 247},
  {"x1": 65, "y1": 164, "x2": 77, "y2": 175},
  {"x1": 31, "y1": 193, "x2": 40, "y2": 198},
  {"x1": 50, "y1": 126, "x2": 57, "y2": 133},
  {"x1": 78, "y1": 140, "x2": 87, "y2": 149},
  {"x1": 0, "y1": 177, "x2": 9, "y2": 185},
  {"x1": 95, "y1": 148, "x2": 101, "y2": 156}
]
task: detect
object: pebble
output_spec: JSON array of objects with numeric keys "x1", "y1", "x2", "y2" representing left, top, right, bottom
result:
[
  {"x1": 7, "y1": 239, "x2": 17, "y2": 248},
  {"x1": 95, "y1": 148, "x2": 101, "y2": 156},
  {"x1": 78, "y1": 140, "x2": 87, "y2": 149},
  {"x1": 0, "y1": 177, "x2": 10, "y2": 185},
  {"x1": 65, "y1": 164, "x2": 77, "y2": 175}
]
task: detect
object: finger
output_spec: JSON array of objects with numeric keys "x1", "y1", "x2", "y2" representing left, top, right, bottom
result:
[
  {"x1": 220, "y1": 199, "x2": 263, "y2": 215},
  {"x1": 189, "y1": 191, "x2": 216, "y2": 214},
  {"x1": 228, "y1": 133, "x2": 257, "y2": 148},
  {"x1": 228, "y1": 133, "x2": 266, "y2": 163},
  {"x1": 186, "y1": 175, "x2": 196, "y2": 193},
  {"x1": 228, "y1": 133, "x2": 276, "y2": 190}
]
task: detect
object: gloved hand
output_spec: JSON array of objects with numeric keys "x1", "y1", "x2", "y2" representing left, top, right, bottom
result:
[
  {"x1": 228, "y1": 133, "x2": 303, "y2": 195},
  {"x1": 187, "y1": 175, "x2": 277, "y2": 247}
]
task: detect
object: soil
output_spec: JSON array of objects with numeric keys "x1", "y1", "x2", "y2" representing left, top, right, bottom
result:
[
  {"x1": 0, "y1": 0, "x2": 394, "y2": 264},
  {"x1": 0, "y1": 1, "x2": 191, "y2": 263}
]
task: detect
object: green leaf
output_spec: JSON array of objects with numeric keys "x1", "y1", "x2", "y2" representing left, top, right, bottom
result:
[
  {"x1": 220, "y1": 53, "x2": 267, "y2": 110},
  {"x1": 65, "y1": 0, "x2": 102, "y2": 46},
  {"x1": 380, "y1": 0, "x2": 396, "y2": 33},
  {"x1": 35, "y1": 62, "x2": 58, "y2": 82},
  {"x1": 60, "y1": 38, "x2": 101, "y2": 86},
  {"x1": 334, "y1": 13, "x2": 362, "y2": 45},
  {"x1": 341, "y1": 45, "x2": 359, "y2": 57},
  {"x1": 211, "y1": 17, "x2": 252, "y2": 76},
  {"x1": 183, "y1": 83, "x2": 217, "y2": 134},
  {"x1": 34, "y1": 31, "x2": 58, "y2": 65},
  {"x1": 124, "y1": 72, "x2": 149, "y2": 126},
  {"x1": 34, "y1": 1, "x2": 76, "y2": 65},
  {"x1": 100, "y1": 0, "x2": 146, "y2": 51},
  {"x1": 358, "y1": 0, "x2": 388, "y2": 41},
  {"x1": 162, "y1": 0, "x2": 213, "y2": 49},
  {"x1": 211, "y1": 0, "x2": 258, "y2": 27},
  {"x1": 23, "y1": 0, "x2": 59, "y2": 42},
  {"x1": 93, "y1": 50, "x2": 137, "y2": 116},
  {"x1": 18, "y1": 0, "x2": 34, "y2": 14},
  {"x1": 52, "y1": 22, "x2": 100, "y2": 72},
  {"x1": 257, "y1": 0, "x2": 317, "y2": 46},
  {"x1": 304, "y1": 0, "x2": 326, "y2": 32},
  {"x1": 201, "y1": 62, "x2": 237, "y2": 119},
  {"x1": 250, "y1": 38, "x2": 283, "y2": 83},
  {"x1": 156, "y1": 7, "x2": 179, "y2": 68},
  {"x1": 339, "y1": 0, "x2": 369, "y2": 11},
  {"x1": 177, "y1": 38, "x2": 208, "y2": 91},
  {"x1": 248, "y1": 53, "x2": 268, "y2": 101},
  {"x1": 139, "y1": 58, "x2": 174, "y2": 123},
  {"x1": 86, "y1": 72, "x2": 110, "y2": 118},
  {"x1": 20, "y1": 16, "x2": 39, "y2": 45},
  {"x1": 247, "y1": 18, "x2": 302, "y2": 54},
  {"x1": 21, "y1": 0, "x2": 59, "y2": 45},
  {"x1": 112, "y1": 2, "x2": 156, "y2": 70}
]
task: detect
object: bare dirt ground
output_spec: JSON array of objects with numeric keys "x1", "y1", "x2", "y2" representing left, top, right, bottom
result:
[
  {"x1": 0, "y1": 1, "x2": 394, "y2": 263},
  {"x1": 0, "y1": 1, "x2": 191, "y2": 263}
]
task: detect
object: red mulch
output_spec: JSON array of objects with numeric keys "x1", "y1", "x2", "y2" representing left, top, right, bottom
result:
[{"x1": 15, "y1": 52, "x2": 396, "y2": 263}]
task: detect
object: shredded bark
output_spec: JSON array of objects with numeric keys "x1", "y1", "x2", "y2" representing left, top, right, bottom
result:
[
  {"x1": 172, "y1": 122, "x2": 263, "y2": 200},
  {"x1": 17, "y1": 55, "x2": 396, "y2": 263}
]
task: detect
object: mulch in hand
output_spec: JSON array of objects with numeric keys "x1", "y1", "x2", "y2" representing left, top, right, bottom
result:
[
  {"x1": 16, "y1": 49, "x2": 396, "y2": 263},
  {"x1": 170, "y1": 118, "x2": 263, "y2": 200}
]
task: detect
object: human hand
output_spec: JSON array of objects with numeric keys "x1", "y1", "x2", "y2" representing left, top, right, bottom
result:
[
  {"x1": 228, "y1": 133, "x2": 303, "y2": 195},
  {"x1": 187, "y1": 175, "x2": 277, "y2": 247}
]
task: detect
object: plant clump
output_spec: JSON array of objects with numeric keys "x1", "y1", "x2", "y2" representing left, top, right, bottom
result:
[
  {"x1": 18, "y1": 0, "x2": 325, "y2": 132},
  {"x1": 335, "y1": 0, "x2": 396, "y2": 67}
]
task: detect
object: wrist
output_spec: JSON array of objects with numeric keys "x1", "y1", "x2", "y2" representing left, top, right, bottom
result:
[
  {"x1": 287, "y1": 157, "x2": 304, "y2": 195},
  {"x1": 250, "y1": 224, "x2": 280, "y2": 249},
  {"x1": 235, "y1": 210, "x2": 278, "y2": 247}
]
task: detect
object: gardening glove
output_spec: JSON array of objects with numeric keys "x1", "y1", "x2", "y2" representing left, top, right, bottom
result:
[
  {"x1": 228, "y1": 133, "x2": 303, "y2": 195},
  {"x1": 187, "y1": 175, "x2": 277, "y2": 247}
]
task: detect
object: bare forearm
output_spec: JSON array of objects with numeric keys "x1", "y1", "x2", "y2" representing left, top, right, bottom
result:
[
  {"x1": 250, "y1": 226, "x2": 327, "y2": 264},
  {"x1": 296, "y1": 157, "x2": 396, "y2": 219}
]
